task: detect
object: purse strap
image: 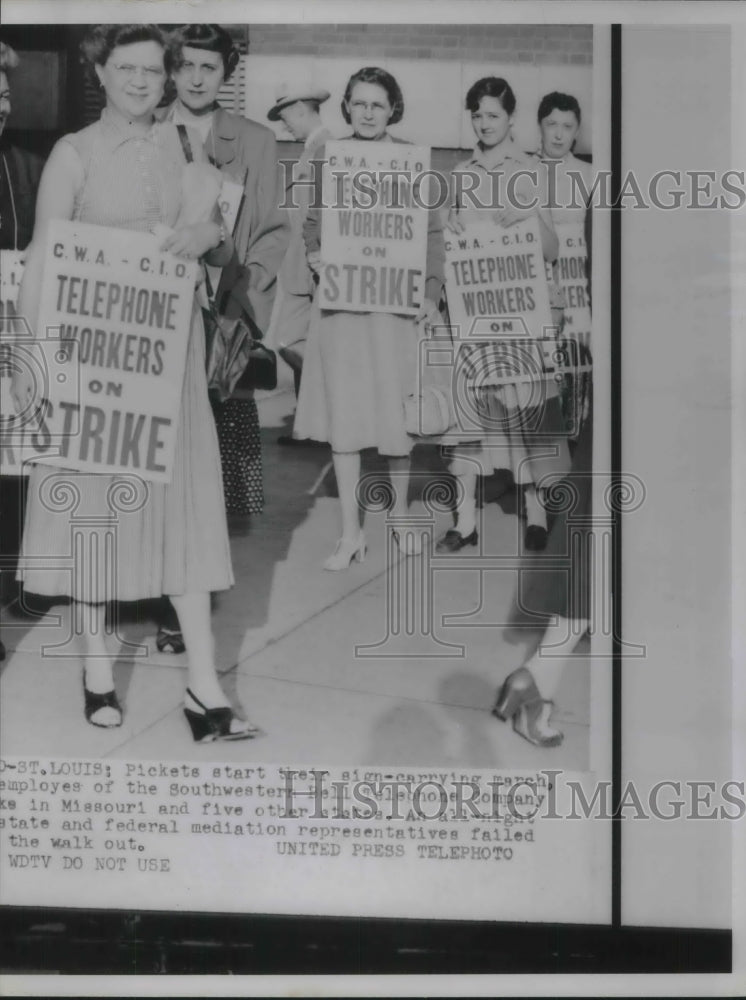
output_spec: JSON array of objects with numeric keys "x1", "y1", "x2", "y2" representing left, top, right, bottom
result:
[
  {"x1": 176, "y1": 123, "x2": 194, "y2": 164},
  {"x1": 177, "y1": 124, "x2": 218, "y2": 304},
  {"x1": 203, "y1": 267, "x2": 216, "y2": 302},
  {"x1": 176, "y1": 124, "x2": 260, "y2": 333}
]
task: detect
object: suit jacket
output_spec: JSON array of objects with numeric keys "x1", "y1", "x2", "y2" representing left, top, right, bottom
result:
[
  {"x1": 280, "y1": 125, "x2": 332, "y2": 296},
  {"x1": 0, "y1": 140, "x2": 44, "y2": 251},
  {"x1": 161, "y1": 103, "x2": 290, "y2": 335}
]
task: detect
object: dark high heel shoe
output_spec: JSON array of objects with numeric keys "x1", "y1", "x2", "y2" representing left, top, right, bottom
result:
[
  {"x1": 524, "y1": 524, "x2": 548, "y2": 551},
  {"x1": 435, "y1": 527, "x2": 478, "y2": 553},
  {"x1": 156, "y1": 627, "x2": 185, "y2": 654},
  {"x1": 183, "y1": 688, "x2": 260, "y2": 743},
  {"x1": 84, "y1": 686, "x2": 123, "y2": 729}
]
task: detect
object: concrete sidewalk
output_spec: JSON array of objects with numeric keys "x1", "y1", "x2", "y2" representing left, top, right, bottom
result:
[{"x1": 0, "y1": 388, "x2": 590, "y2": 769}]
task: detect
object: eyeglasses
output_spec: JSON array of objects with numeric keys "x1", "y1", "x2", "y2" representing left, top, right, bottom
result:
[
  {"x1": 349, "y1": 100, "x2": 389, "y2": 113},
  {"x1": 111, "y1": 64, "x2": 165, "y2": 81}
]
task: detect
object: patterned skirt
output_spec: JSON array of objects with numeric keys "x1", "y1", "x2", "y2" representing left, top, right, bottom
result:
[{"x1": 211, "y1": 397, "x2": 264, "y2": 515}]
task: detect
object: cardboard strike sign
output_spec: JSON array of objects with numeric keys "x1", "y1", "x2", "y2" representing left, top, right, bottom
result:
[
  {"x1": 24, "y1": 220, "x2": 197, "y2": 483},
  {"x1": 2, "y1": 247, "x2": 77, "y2": 477},
  {"x1": 0, "y1": 249, "x2": 43, "y2": 476},
  {"x1": 553, "y1": 220, "x2": 591, "y2": 350},
  {"x1": 318, "y1": 140, "x2": 430, "y2": 316},
  {"x1": 548, "y1": 221, "x2": 592, "y2": 436},
  {"x1": 1, "y1": 336, "x2": 76, "y2": 476},
  {"x1": 0, "y1": 250, "x2": 25, "y2": 331},
  {"x1": 445, "y1": 217, "x2": 552, "y2": 341}
]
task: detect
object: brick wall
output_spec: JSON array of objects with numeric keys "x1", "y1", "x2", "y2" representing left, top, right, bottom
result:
[{"x1": 247, "y1": 24, "x2": 592, "y2": 65}]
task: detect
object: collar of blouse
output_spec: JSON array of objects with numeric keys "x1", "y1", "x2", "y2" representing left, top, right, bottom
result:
[
  {"x1": 468, "y1": 136, "x2": 524, "y2": 171},
  {"x1": 99, "y1": 106, "x2": 160, "y2": 149},
  {"x1": 350, "y1": 131, "x2": 392, "y2": 142}
]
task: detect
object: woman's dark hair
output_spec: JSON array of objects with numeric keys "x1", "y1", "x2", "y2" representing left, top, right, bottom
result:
[
  {"x1": 80, "y1": 24, "x2": 171, "y2": 72},
  {"x1": 169, "y1": 23, "x2": 239, "y2": 81},
  {"x1": 0, "y1": 41, "x2": 20, "y2": 74},
  {"x1": 537, "y1": 91, "x2": 582, "y2": 124},
  {"x1": 341, "y1": 66, "x2": 404, "y2": 126},
  {"x1": 465, "y1": 77, "x2": 516, "y2": 116}
]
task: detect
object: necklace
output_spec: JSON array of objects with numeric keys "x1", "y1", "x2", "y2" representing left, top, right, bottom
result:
[{"x1": 0, "y1": 152, "x2": 19, "y2": 249}]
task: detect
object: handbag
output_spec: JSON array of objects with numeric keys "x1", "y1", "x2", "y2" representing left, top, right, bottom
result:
[
  {"x1": 404, "y1": 384, "x2": 453, "y2": 437},
  {"x1": 202, "y1": 289, "x2": 251, "y2": 404},
  {"x1": 404, "y1": 307, "x2": 456, "y2": 437},
  {"x1": 176, "y1": 125, "x2": 277, "y2": 401},
  {"x1": 233, "y1": 336, "x2": 278, "y2": 393},
  {"x1": 202, "y1": 272, "x2": 277, "y2": 401},
  {"x1": 203, "y1": 286, "x2": 278, "y2": 401}
]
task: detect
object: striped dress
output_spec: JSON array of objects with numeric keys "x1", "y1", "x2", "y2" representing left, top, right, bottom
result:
[
  {"x1": 17, "y1": 111, "x2": 233, "y2": 601},
  {"x1": 447, "y1": 141, "x2": 570, "y2": 485}
]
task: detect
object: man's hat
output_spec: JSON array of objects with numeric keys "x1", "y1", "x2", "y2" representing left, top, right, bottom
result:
[{"x1": 267, "y1": 81, "x2": 330, "y2": 121}]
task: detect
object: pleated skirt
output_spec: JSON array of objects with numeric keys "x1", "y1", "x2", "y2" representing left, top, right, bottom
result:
[
  {"x1": 17, "y1": 303, "x2": 234, "y2": 601},
  {"x1": 293, "y1": 305, "x2": 419, "y2": 456}
]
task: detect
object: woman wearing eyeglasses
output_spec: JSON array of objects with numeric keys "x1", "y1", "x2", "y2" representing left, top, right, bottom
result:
[
  {"x1": 294, "y1": 66, "x2": 445, "y2": 569},
  {"x1": 10, "y1": 24, "x2": 258, "y2": 742}
]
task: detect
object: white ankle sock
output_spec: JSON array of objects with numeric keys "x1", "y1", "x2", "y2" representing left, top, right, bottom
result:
[
  {"x1": 455, "y1": 482, "x2": 477, "y2": 536},
  {"x1": 524, "y1": 486, "x2": 547, "y2": 529}
]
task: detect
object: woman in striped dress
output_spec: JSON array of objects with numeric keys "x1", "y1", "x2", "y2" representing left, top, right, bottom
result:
[
  {"x1": 437, "y1": 77, "x2": 568, "y2": 555},
  {"x1": 10, "y1": 24, "x2": 257, "y2": 742}
]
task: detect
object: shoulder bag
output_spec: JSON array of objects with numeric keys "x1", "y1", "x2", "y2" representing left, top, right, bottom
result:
[{"x1": 176, "y1": 124, "x2": 277, "y2": 401}]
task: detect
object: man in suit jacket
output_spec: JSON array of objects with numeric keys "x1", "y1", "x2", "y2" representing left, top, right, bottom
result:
[{"x1": 267, "y1": 82, "x2": 332, "y2": 419}]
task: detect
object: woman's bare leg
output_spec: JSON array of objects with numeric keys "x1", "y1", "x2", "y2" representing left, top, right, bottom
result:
[
  {"x1": 80, "y1": 601, "x2": 119, "y2": 726},
  {"x1": 169, "y1": 591, "x2": 226, "y2": 707},
  {"x1": 332, "y1": 450, "x2": 362, "y2": 541}
]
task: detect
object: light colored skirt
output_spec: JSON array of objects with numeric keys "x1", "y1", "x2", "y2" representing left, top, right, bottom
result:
[
  {"x1": 17, "y1": 303, "x2": 234, "y2": 601},
  {"x1": 293, "y1": 305, "x2": 420, "y2": 456}
]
